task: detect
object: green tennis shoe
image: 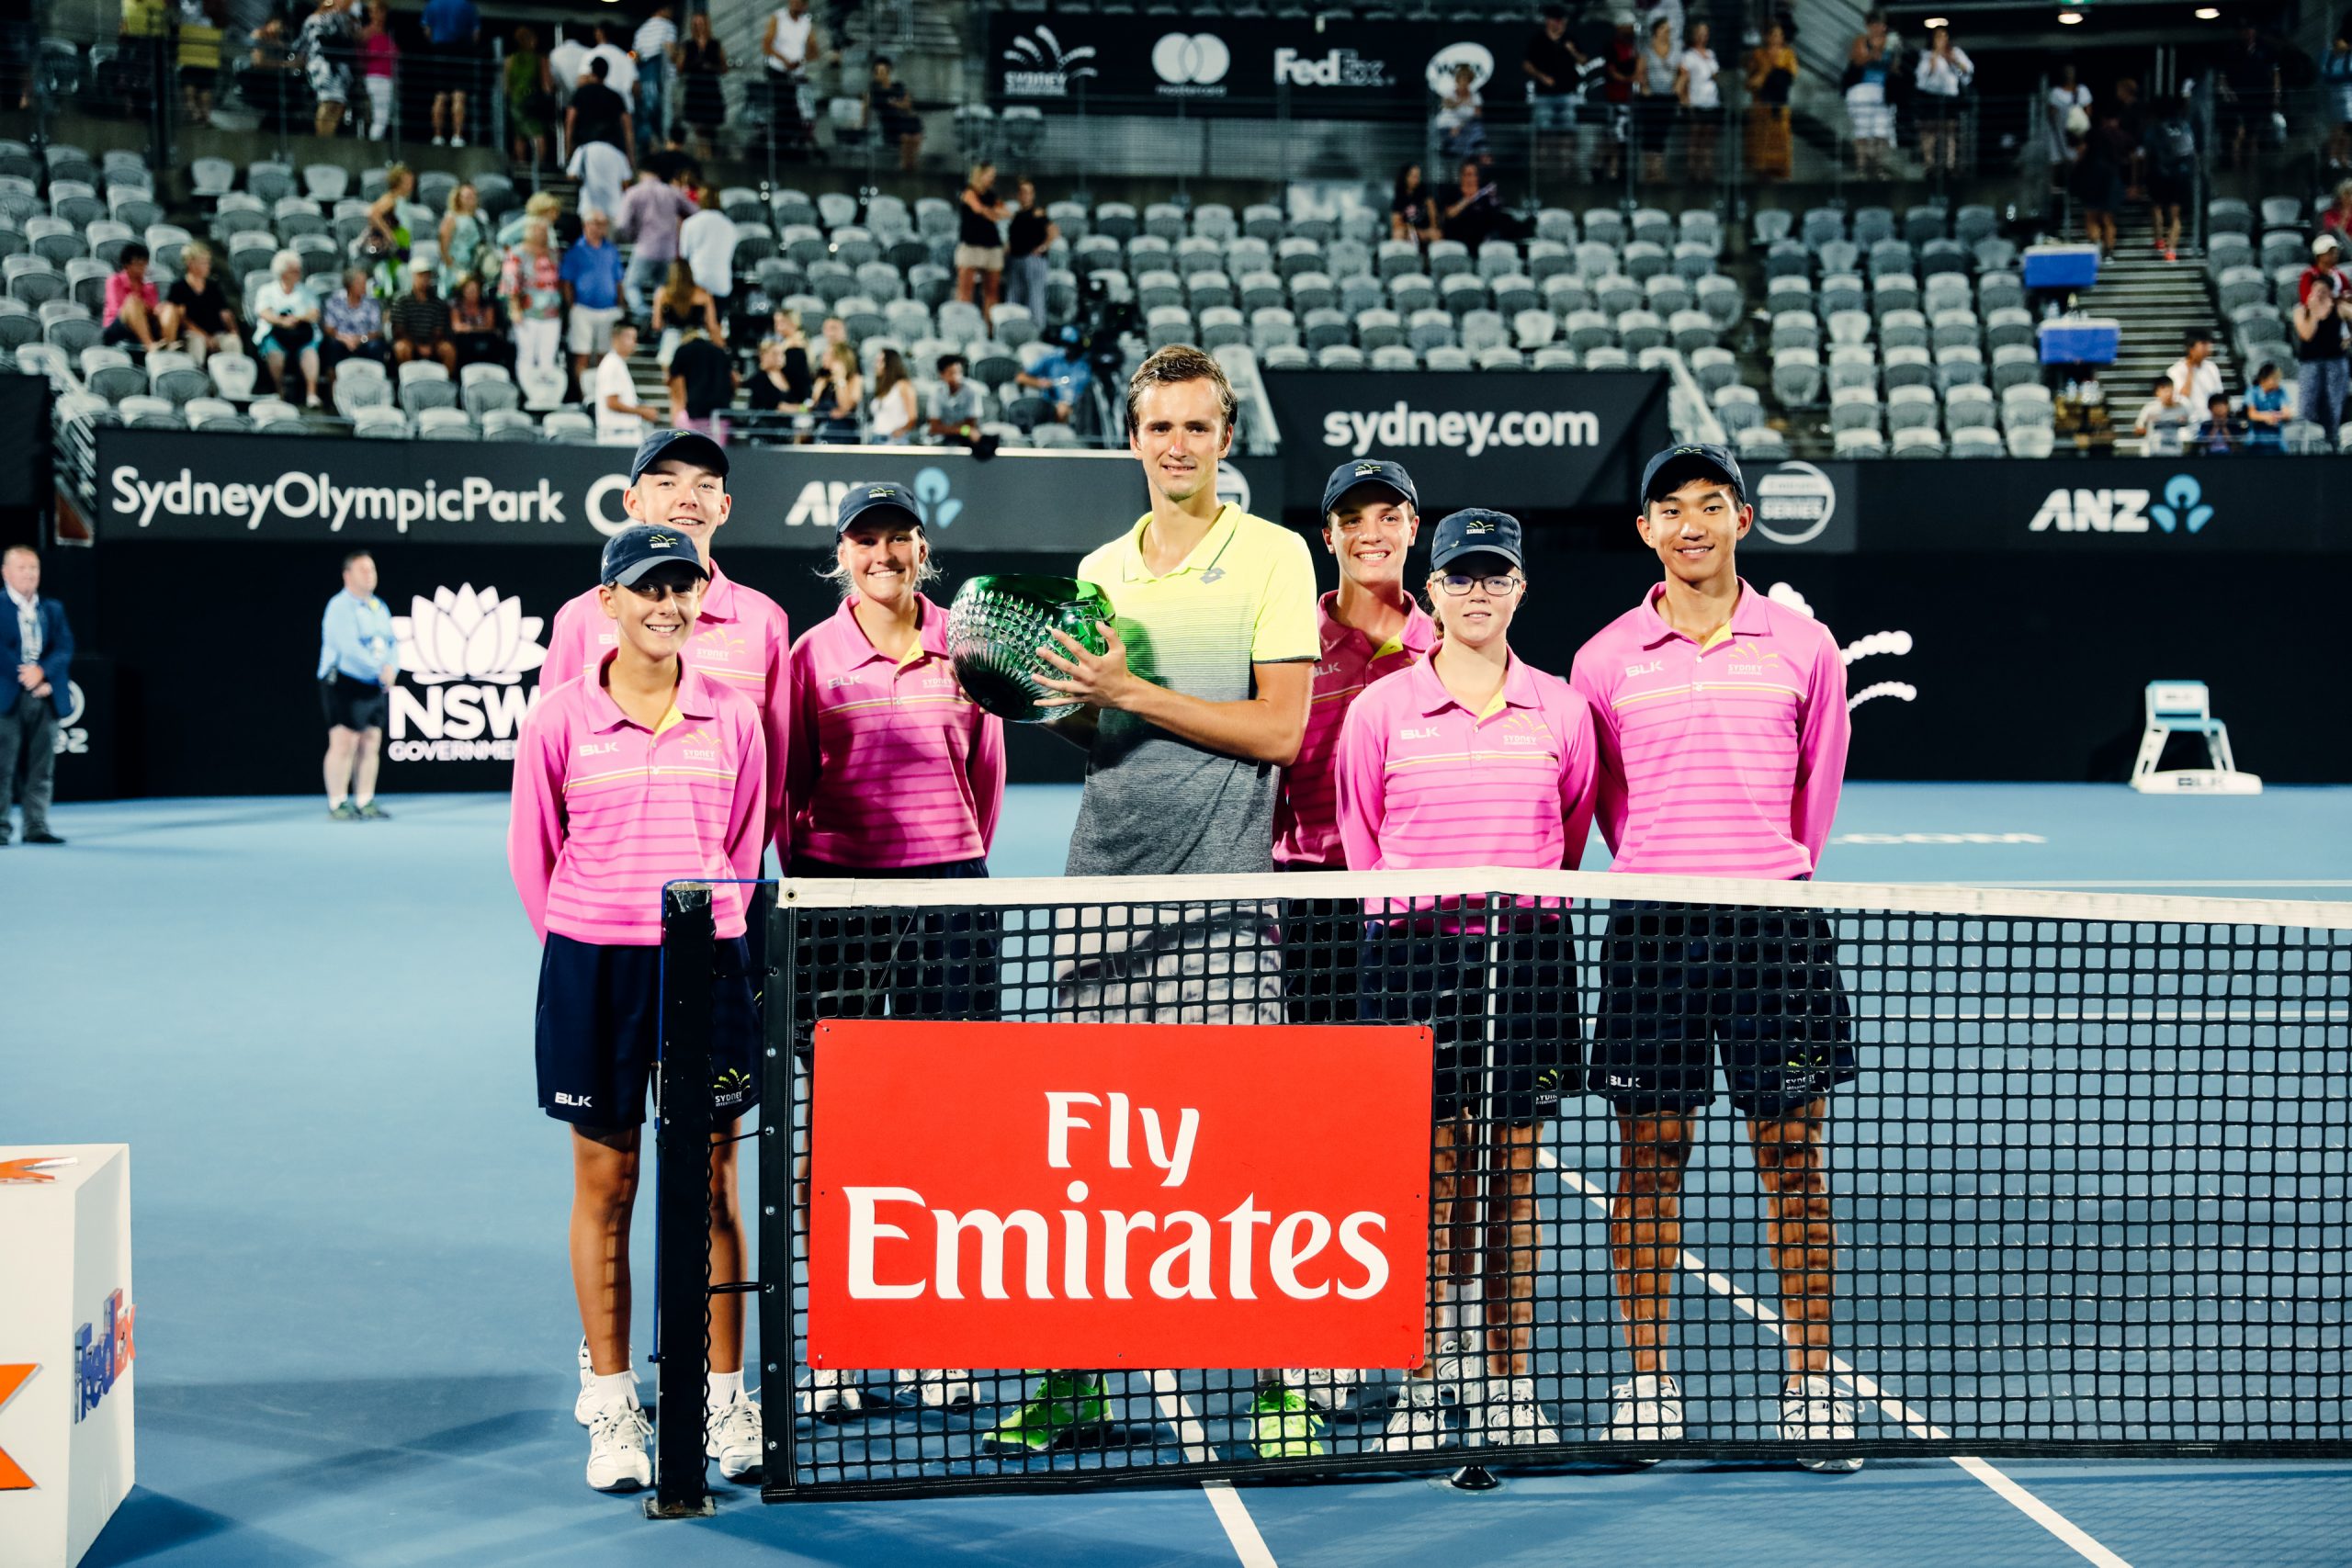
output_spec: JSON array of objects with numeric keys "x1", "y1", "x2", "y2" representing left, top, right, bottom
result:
[
  {"x1": 1250, "y1": 1384, "x2": 1329, "y2": 1460},
  {"x1": 982, "y1": 1372, "x2": 1110, "y2": 1452}
]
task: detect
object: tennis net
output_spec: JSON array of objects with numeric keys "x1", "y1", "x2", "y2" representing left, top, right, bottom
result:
[{"x1": 650, "y1": 871, "x2": 2352, "y2": 1509}]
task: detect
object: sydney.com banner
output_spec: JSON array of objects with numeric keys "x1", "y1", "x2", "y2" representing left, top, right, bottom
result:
[{"x1": 95, "y1": 430, "x2": 1285, "y2": 550}]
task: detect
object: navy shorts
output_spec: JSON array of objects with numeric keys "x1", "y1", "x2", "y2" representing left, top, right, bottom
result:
[
  {"x1": 535, "y1": 931, "x2": 762, "y2": 1128},
  {"x1": 786, "y1": 857, "x2": 996, "y2": 1051},
  {"x1": 1591, "y1": 902, "x2": 1856, "y2": 1118},
  {"x1": 1358, "y1": 919, "x2": 1583, "y2": 1123}
]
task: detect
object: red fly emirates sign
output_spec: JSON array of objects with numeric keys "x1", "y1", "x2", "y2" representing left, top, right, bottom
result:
[{"x1": 808, "y1": 1020, "x2": 1434, "y2": 1370}]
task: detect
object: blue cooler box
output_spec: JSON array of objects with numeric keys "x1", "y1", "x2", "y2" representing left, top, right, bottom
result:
[
  {"x1": 2023, "y1": 243, "x2": 2102, "y2": 290},
  {"x1": 2039, "y1": 316, "x2": 2121, "y2": 365}
]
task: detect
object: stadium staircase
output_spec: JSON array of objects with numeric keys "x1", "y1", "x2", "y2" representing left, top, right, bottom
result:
[{"x1": 2091, "y1": 221, "x2": 2237, "y2": 404}]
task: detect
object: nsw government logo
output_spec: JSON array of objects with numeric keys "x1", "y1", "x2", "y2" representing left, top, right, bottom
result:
[
  {"x1": 390, "y1": 585, "x2": 548, "y2": 763},
  {"x1": 1000, "y1": 26, "x2": 1099, "y2": 98}
]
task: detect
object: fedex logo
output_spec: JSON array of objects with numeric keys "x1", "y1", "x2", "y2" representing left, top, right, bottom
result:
[{"x1": 74, "y1": 1288, "x2": 134, "y2": 1424}]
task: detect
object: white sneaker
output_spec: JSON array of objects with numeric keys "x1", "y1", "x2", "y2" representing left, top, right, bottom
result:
[
  {"x1": 1430, "y1": 1335, "x2": 1476, "y2": 1399},
  {"x1": 431, "y1": 134, "x2": 447, "y2": 147},
  {"x1": 575, "y1": 1339, "x2": 636, "y2": 1427},
  {"x1": 450, "y1": 134, "x2": 466, "y2": 149},
  {"x1": 583, "y1": 1397, "x2": 653, "y2": 1492},
  {"x1": 1279, "y1": 1367, "x2": 1355, "y2": 1413},
  {"x1": 1780, "y1": 1374, "x2": 1863, "y2": 1472},
  {"x1": 799, "y1": 1366, "x2": 864, "y2": 1422},
  {"x1": 895, "y1": 1368, "x2": 977, "y2": 1409},
  {"x1": 1604, "y1": 1372, "x2": 1685, "y2": 1450},
  {"x1": 705, "y1": 1390, "x2": 763, "y2": 1481},
  {"x1": 1374, "y1": 1378, "x2": 1455, "y2": 1453},
  {"x1": 1471, "y1": 1377, "x2": 1559, "y2": 1447}
]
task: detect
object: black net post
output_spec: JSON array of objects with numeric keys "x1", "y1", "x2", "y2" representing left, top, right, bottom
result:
[{"x1": 649, "y1": 883, "x2": 717, "y2": 1520}]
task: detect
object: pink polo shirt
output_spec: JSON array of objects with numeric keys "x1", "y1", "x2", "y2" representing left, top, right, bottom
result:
[
  {"x1": 1275, "y1": 591, "x2": 1438, "y2": 869},
  {"x1": 1336, "y1": 654, "x2": 1598, "y2": 923},
  {"x1": 540, "y1": 559, "x2": 792, "y2": 859},
  {"x1": 508, "y1": 655, "x2": 768, "y2": 945},
  {"x1": 786, "y1": 595, "x2": 1006, "y2": 870},
  {"x1": 1567, "y1": 578, "x2": 1849, "y2": 879},
  {"x1": 103, "y1": 270, "x2": 156, "y2": 328}
]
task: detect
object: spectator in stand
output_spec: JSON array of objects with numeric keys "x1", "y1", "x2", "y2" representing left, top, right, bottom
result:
[
  {"x1": 618, "y1": 165, "x2": 696, "y2": 319},
  {"x1": 362, "y1": 164, "x2": 413, "y2": 292},
  {"x1": 164, "y1": 241, "x2": 240, "y2": 363},
  {"x1": 420, "y1": 0, "x2": 479, "y2": 147},
  {"x1": 678, "y1": 183, "x2": 740, "y2": 321},
  {"x1": 175, "y1": 0, "x2": 224, "y2": 125},
  {"x1": 101, "y1": 241, "x2": 163, "y2": 351},
  {"x1": 1636, "y1": 18, "x2": 1679, "y2": 186},
  {"x1": 596, "y1": 320, "x2": 662, "y2": 445},
  {"x1": 2305, "y1": 234, "x2": 2350, "y2": 305},
  {"x1": 2, "y1": 546, "x2": 73, "y2": 847},
  {"x1": 870, "y1": 347, "x2": 918, "y2": 444},
  {"x1": 770, "y1": 309, "x2": 816, "y2": 401},
  {"x1": 359, "y1": 0, "x2": 397, "y2": 141},
  {"x1": 241, "y1": 16, "x2": 300, "y2": 131},
  {"x1": 2111, "y1": 75, "x2": 2148, "y2": 199},
  {"x1": 1841, "y1": 13, "x2": 1896, "y2": 181},
  {"x1": 503, "y1": 219, "x2": 565, "y2": 382},
  {"x1": 2320, "y1": 185, "x2": 2352, "y2": 243},
  {"x1": 677, "y1": 11, "x2": 729, "y2": 165},
  {"x1": 495, "y1": 190, "x2": 566, "y2": 250},
  {"x1": 389, "y1": 256, "x2": 456, "y2": 370},
  {"x1": 448, "y1": 273, "x2": 507, "y2": 368},
  {"x1": 865, "y1": 55, "x2": 922, "y2": 171},
  {"x1": 2133, "y1": 376, "x2": 2191, "y2": 455},
  {"x1": 1436, "y1": 62, "x2": 1487, "y2": 164},
  {"x1": 668, "y1": 326, "x2": 736, "y2": 440},
  {"x1": 297, "y1": 0, "x2": 356, "y2": 141},
  {"x1": 748, "y1": 336, "x2": 809, "y2": 415},
  {"x1": 1522, "y1": 5, "x2": 1583, "y2": 185},
  {"x1": 1391, "y1": 163, "x2": 1439, "y2": 246},
  {"x1": 1913, "y1": 25, "x2": 1972, "y2": 175},
  {"x1": 439, "y1": 182, "x2": 486, "y2": 294},
  {"x1": 761, "y1": 0, "x2": 832, "y2": 160},
  {"x1": 1003, "y1": 179, "x2": 1055, "y2": 329},
  {"x1": 927, "y1": 351, "x2": 982, "y2": 443},
  {"x1": 1600, "y1": 16, "x2": 1637, "y2": 183},
  {"x1": 2044, "y1": 63, "x2": 2090, "y2": 193},
  {"x1": 1012, "y1": 322, "x2": 1091, "y2": 424},
  {"x1": 568, "y1": 55, "x2": 634, "y2": 164},
  {"x1": 587, "y1": 19, "x2": 639, "y2": 108},
  {"x1": 569, "y1": 134, "x2": 632, "y2": 234},
  {"x1": 2144, "y1": 95, "x2": 2198, "y2": 263},
  {"x1": 2218, "y1": 22, "x2": 2278, "y2": 173},
  {"x1": 320, "y1": 266, "x2": 390, "y2": 401},
  {"x1": 504, "y1": 25, "x2": 555, "y2": 169},
  {"x1": 2244, "y1": 362, "x2": 2290, "y2": 449},
  {"x1": 652, "y1": 259, "x2": 722, "y2": 368},
  {"x1": 2294, "y1": 263, "x2": 2352, "y2": 443},
  {"x1": 1638, "y1": 0, "x2": 1683, "y2": 51},
  {"x1": 641, "y1": 136, "x2": 700, "y2": 187},
  {"x1": 1439, "y1": 157, "x2": 1505, "y2": 249},
  {"x1": 2192, "y1": 393, "x2": 2239, "y2": 455},
  {"x1": 956, "y1": 162, "x2": 1009, "y2": 309},
  {"x1": 1746, "y1": 19, "x2": 1797, "y2": 181},
  {"x1": 547, "y1": 24, "x2": 588, "y2": 122},
  {"x1": 2167, "y1": 328, "x2": 2224, "y2": 412},
  {"x1": 634, "y1": 4, "x2": 678, "y2": 141},
  {"x1": 2324, "y1": 34, "x2": 2352, "y2": 175},
  {"x1": 1676, "y1": 20, "x2": 1721, "y2": 182},
  {"x1": 809, "y1": 340, "x2": 863, "y2": 443},
  {"x1": 2073, "y1": 108, "x2": 2129, "y2": 262},
  {"x1": 563, "y1": 209, "x2": 627, "y2": 386},
  {"x1": 254, "y1": 250, "x2": 322, "y2": 406}
]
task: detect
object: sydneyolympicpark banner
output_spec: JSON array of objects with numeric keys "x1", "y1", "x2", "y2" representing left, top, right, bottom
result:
[{"x1": 94, "y1": 430, "x2": 1287, "y2": 551}]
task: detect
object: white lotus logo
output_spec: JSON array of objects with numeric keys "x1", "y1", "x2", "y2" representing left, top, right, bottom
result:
[{"x1": 394, "y1": 585, "x2": 548, "y2": 685}]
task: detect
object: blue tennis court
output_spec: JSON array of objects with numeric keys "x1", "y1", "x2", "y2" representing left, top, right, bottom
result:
[{"x1": 10, "y1": 782, "x2": 2348, "y2": 1568}]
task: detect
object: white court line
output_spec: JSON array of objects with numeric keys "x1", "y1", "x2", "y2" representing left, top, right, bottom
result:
[
  {"x1": 1203, "y1": 1480, "x2": 1282, "y2": 1568},
  {"x1": 1539, "y1": 1152, "x2": 2136, "y2": 1568},
  {"x1": 1951, "y1": 880, "x2": 2352, "y2": 890}
]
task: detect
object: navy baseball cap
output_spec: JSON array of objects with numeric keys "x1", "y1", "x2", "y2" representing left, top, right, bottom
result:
[
  {"x1": 601, "y1": 523, "x2": 709, "y2": 588},
  {"x1": 1639, "y1": 442, "x2": 1746, "y2": 507},
  {"x1": 1429, "y1": 508, "x2": 1523, "y2": 571},
  {"x1": 628, "y1": 427, "x2": 730, "y2": 484},
  {"x1": 834, "y1": 479, "x2": 924, "y2": 536},
  {"x1": 1321, "y1": 457, "x2": 1419, "y2": 516}
]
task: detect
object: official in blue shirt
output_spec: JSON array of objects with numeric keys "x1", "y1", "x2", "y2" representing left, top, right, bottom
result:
[
  {"x1": 420, "y1": 0, "x2": 482, "y2": 149},
  {"x1": 2, "y1": 545, "x2": 73, "y2": 846},
  {"x1": 319, "y1": 550, "x2": 399, "y2": 821},
  {"x1": 1012, "y1": 323, "x2": 1095, "y2": 427},
  {"x1": 560, "y1": 208, "x2": 628, "y2": 382}
]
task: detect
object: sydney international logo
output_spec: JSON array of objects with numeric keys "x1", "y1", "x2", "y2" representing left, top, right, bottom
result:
[{"x1": 1001, "y1": 26, "x2": 1099, "y2": 98}]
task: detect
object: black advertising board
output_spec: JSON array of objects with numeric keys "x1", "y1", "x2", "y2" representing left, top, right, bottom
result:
[
  {"x1": 987, "y1": 12, "x2": 1541, "y2": 118},
  {"x1": 0, "y1": 370, "x2": 53, "y2": 513},
  {"x1": 1260, "y1": 371, "x2": 1672, "y2": 517},
  {"x1": 1846, "y1": 456, "x2": 2351, "y2": 553},
  {"x1": 94, "y1": 430, "x2": 1288, "y2": 551},
  {"x1": 1736, "y1": 459, "x2": 1861, "y2": 555}
]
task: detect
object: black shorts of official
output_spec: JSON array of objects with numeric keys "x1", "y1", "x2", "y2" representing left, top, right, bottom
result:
[
  {"x1": 1358, "y1": 919, "x2": 1583, "y2": 1123},
  {"x1": 320, "y1": 673, "x2": 389, "y2": 732},
  {"x1": 786, "y1": 857, "x2": 997, "y2": 1053},
  {"x1": 1277, "y1": 860, "x2": 1358, "y2": 1025},
  {"x1": 1591, "y1": 901, "x2": 1857, "y2": 1119},
  {"x1": 536, "y1": 931, "x2": 762, "y2": 1129}
]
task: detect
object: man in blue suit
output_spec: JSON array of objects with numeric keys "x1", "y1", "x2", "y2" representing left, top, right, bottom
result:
[{"x1": 1, "y1": 546, "x2": 72, "y2": 846}]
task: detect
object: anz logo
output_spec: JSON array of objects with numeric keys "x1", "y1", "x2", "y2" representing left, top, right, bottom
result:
[{"x1": 2028, "y1": 475, "x2": 2215, "y2": 535}]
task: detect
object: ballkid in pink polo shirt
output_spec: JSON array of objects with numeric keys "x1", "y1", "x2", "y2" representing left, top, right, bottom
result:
[
  {"x1": 1335, "y1": 507, "x2": 1595, "y2": 1458},
  {"x1": 1570, "y1": 442, "x2": 1861, "y2": 1472},
  {"x1": 786, "y1": 481, "x2": 1005, "y2": 875},
  {"x1": 539, "y1": 430, "x2": 792, "y2": 860},
  {"x1": 505, "y1": 522, "x2": 768, "y2": 1495}
]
